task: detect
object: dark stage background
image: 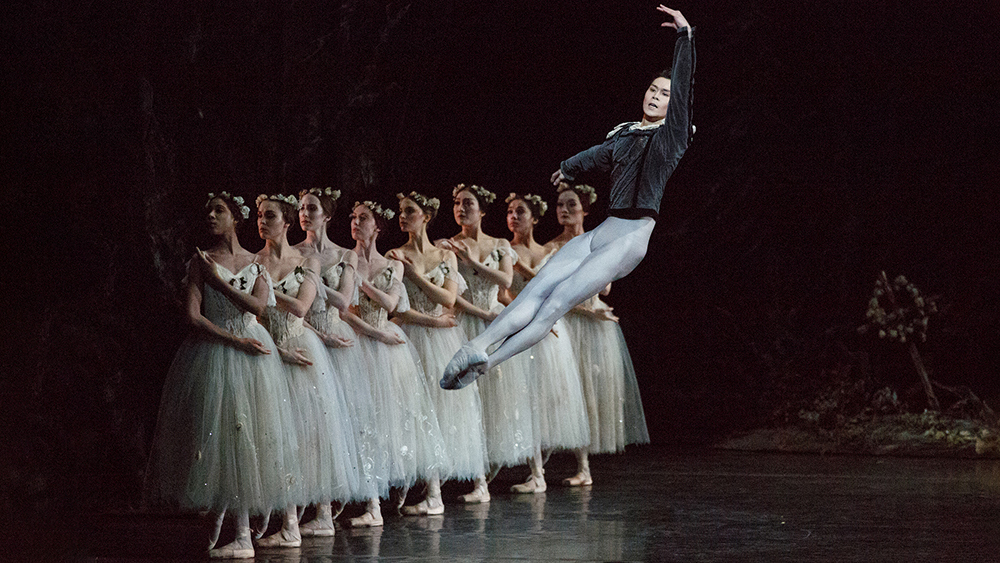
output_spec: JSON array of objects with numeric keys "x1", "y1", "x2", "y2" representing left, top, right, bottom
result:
[{"x1": 1, "y1": 1, "x2": 997, "y2": 514}]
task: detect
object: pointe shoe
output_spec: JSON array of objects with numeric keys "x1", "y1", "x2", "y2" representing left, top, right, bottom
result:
[
  {"x1": 209, "y1": 538, "x2": 254, "y2": 559},
  {"x1": 441, "y1": 345, "x2": 488, "y2": 389},
  {"x1": 511, "y1": 474, "x2": 547, "y2": 494},
  {"x1": 299, "y1": 518, "x2": 335, "y2": 537},
  {"x1": 562, "y1": 470, "x2": 592, "y2": 487},
  {"x1": 458, "y1": 482, "x2": 491, "y2": 504},
  {"x1": 256, "y1": 528, "x2": 302, "y2": 548},
  {"x1": 400, "y1": 497, "x2": 444, "y2": 516},
  {"x1": 349, "y1": 509, "x2": 384, "y2": 528},
  {"x1": 300, "y1": 504, "x2": 336, "y2": 537}
]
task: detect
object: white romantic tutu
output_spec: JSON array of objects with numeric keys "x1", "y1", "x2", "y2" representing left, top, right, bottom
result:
[
  {"x1": 461, "y1": 310, "x2": 537, "y2": 467},
  {"x1": 563, "y1": 309, "x2": 650, "y2": 453},
  {"x1": 523, "y1": 317, "x2": 591, "y2": 451},
  {"x1": 270, "y1": 317, "x2": 363, "y2": 505},
  {"x1": 145, "y1": 274, "x2": 299, "y2": 516},
  {"x1": 402, "y1": 322, "x2": 488, "y2": 481},
  {"x1": 356, "y1": 323, "x2": 450, "y2": 491},
  {"x1": 306, "y1": 305, "x2": 380, "y2": 502}
]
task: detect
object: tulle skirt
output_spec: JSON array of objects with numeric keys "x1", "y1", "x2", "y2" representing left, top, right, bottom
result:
[
  {"x1": 280, "y1": 329, "x2": 362, "y2": 505},
  {"x1": 524, "y1": 318, "x2": 591, "y2": 451},
  {"x1": 144, "y1": 322, "x2": 299, "y2": 516},
  {"x1": 356, "y1": 323, "x2": 449, "y2": 491},
  {"x1": 402, "y1": 322, "x2": 489, "y2": 481},
  {"x1": 320, "y1": 319, "x2": 380, "y2": 501},
  {"x1": 460, "y1": 308, "x2": 537, "y2": 467},
  {"x1": 562, "y1": 312, "x2": 650, "y2": 453}
]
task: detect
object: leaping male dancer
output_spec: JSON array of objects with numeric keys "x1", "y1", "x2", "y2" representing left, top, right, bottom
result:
[{"x1": 442, "y1": 5, "x2": 695, "y2": 389}]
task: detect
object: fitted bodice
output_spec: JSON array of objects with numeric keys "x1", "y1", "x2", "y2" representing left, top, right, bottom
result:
[
  {"x1": 203, "y1": 262, "x2": 273, "y2": 336},
  {"x1": 457, "y1": 242, "x2": 512, "y2": 311},
  {"x1": 306, "y1": 259, "x2": 351, "y2": 334},
  {"x1": 402, "y1": 260, "x2": 466, "y2": 316},
  {"x1": 357, "y1": 264, "x2": 407, "y2": 330},
  {"x1": 510, "y1": 251, "x2": 552, "y2": 294},
  {"x1": 263, "y1": 265, "x2": 308, "y2": 346}
]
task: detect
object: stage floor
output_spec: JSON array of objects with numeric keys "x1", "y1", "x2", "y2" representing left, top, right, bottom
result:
[{"x1": 34, "y1": 447, "x2": 1000, "y2": 561}]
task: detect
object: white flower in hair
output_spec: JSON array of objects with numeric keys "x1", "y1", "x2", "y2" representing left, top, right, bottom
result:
[
  {"x1": 506, "y1": 192, "x2": 548, "y2": 216},
  {"x1": 452, "y1": 183, "x2": 496, "y2": 204},
  {"x1": 397, "y1": 191, "x2": 440, "y2": 211},
  {"x1": 355, "y1": 200, "x2": 396, "y2": 220},
  {"x1": 256, "y1": 193, "x2": 299, "y2": 208},
  {"x1": 557, "y1": 183, "x2": 597, "y2": 205},
  {"x1": 206, "y1": 191, "x2": 250, "y2": 219}
]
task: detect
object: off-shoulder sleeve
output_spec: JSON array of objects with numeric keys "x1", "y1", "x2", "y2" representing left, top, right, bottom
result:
[
  {"x1": 253, "y1": 264, "x2": 278, "y2": 308},
  {"x1": 444, "y1": 263, "x2": 468, "y2": 296},
  {"x1": 389, "y1": 270, "x2": 411, "y2": 314}
]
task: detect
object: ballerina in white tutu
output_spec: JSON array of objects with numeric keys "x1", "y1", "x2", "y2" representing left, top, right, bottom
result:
[
  {"x1": 545, "y1": 184, "x2": 650, "y2": 487},
  {"x1": 437, "y1": 184, "x2": 537, "y2": 482},
  {"x1": 294, "y1": 187, "x2": 380, "y2": 532},
  {"x1": 347, "y1": 200, "x2": 449, "y2": 527},
  {"x1": 388, "y1": 191, "x2": 490, "y2": 510},
  {"x1": 144, "y1": 192, "x2": 299, "y2": 560},
  {"x1": 254, "y1": 193, "x2": 362, "y2": 548},
  {"x1": 503, "y1": 192, "x2": 591, "y2": 493}
]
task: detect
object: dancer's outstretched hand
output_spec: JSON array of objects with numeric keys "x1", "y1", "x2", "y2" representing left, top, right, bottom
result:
[
  {"x1": 550, "y1": 169, "x2": 565, "y2": 186},
  {"x1": 657, "y1": 5, "x2": 689, "y2": 30}
]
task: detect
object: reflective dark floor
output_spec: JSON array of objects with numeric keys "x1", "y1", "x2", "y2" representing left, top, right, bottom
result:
[{"x1": 30, "y1": 447, "x2": 1000, "y2": 561}]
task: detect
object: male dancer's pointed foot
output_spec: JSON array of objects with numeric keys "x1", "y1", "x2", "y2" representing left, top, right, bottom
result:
[{"x1": 441, "y1": 345, "x2": 488, "y2": 390}]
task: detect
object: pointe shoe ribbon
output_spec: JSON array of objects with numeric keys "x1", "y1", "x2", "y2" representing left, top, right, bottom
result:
[{"x1": 441, "y1": 345, "x2": 488, "y2": 389}]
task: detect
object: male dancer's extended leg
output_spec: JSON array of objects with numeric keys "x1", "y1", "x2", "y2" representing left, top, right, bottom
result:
[
  {"x1": 441, "y1": 217, "x2": 653, "y2": 389},
  {"x1": 486, "y1": 218, "x2": 653, "y2": 366}
]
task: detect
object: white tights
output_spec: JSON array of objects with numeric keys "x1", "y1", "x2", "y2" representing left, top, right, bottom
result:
[{"x1": 470, "y1": 216, "x2": 654, "y2": 368}]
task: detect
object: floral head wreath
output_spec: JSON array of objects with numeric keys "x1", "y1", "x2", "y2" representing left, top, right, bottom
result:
[
  {"x1": 397, "y1": 191, "x2": 440, "y2": 212},
  {"x1": 303, "y1": 186, "x2": 341, "y2": 202},
  {"x1": 452, "y1": 183, "x2": 496, "y2": 205},
  {"x1": 506, "y1": 192, "x2": 548, "y2": 216},
  {"x1": 206, "y1": 191, "x2": 250, "y2": 219},
  {"x1": 256, "y1": 193, "x2": 299, "y2": 208},
  {"x1": 557, "y1": 182, "x2": 598, "y2": 205},
  {"x1": 354, "y1": 200, "x2": 396, "y2": 220}
]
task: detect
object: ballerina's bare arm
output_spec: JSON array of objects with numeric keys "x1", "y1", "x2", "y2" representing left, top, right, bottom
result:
[
  {"x1": 395, "y1": 308, "x2": 458, "y2": 328},
  {"x1": 446, "y1": 238, "x2": 514, "y2": 289},
  {"x1": 320, "y1": 250, "x2": 357, "y2": 312},
  {"x1": 359, "y1": 260, "x2": 402, "y2": 313},
  {"x1": 304, "y1": 319, "x2": 354, "y2": 348},
  {"x1": 196, "y1": 250, "x2": 270, "y2": 317},
  {"x1": 184, "y1": 255, "x2": 269, "y2": 355},
  {"x1": 341, "y1": 309, "x2": 406, "y2": 345},
  {"x1": 273, "y1": 257, "x2": 321, "y2": 318}
]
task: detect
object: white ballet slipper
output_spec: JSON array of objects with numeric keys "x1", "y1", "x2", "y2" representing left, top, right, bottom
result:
[
  {"x1": 400, "y1": 497, "x2": 445, "y2": 516},
  {"x1": 562, "y1": 470, "x2": 592, "y2": 487},
  {"x1": 208, "y1": 538, "x2": 254, "y2": 559},
  {"x1": 256, "y1": 510, "x2": 301, "y2": 548},
  {"x1": 441, "y1": 345, "x2": 488, "y2": 389},
  {"x1": 458, "y1": 478, "x2": 490, "y2": 504},
  {"x1": 511, "y1": 473, "x2": 547, "y2": 494},
  {"x1": 348, "y1": 507, "x2": 384, "y2": 528},
  {"x1": 299, "y1": 503, "x2": 335, "y2": 537}
]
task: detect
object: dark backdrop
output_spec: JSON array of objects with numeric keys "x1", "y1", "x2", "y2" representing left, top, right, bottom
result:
[{"x1": 1, "y1": 0, "x2": 998, "y2": 513}]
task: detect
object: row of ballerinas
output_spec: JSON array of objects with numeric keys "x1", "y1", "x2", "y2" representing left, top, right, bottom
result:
[{"x1": 143, "y1": 183, "x2": 648, "y2": 558}]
